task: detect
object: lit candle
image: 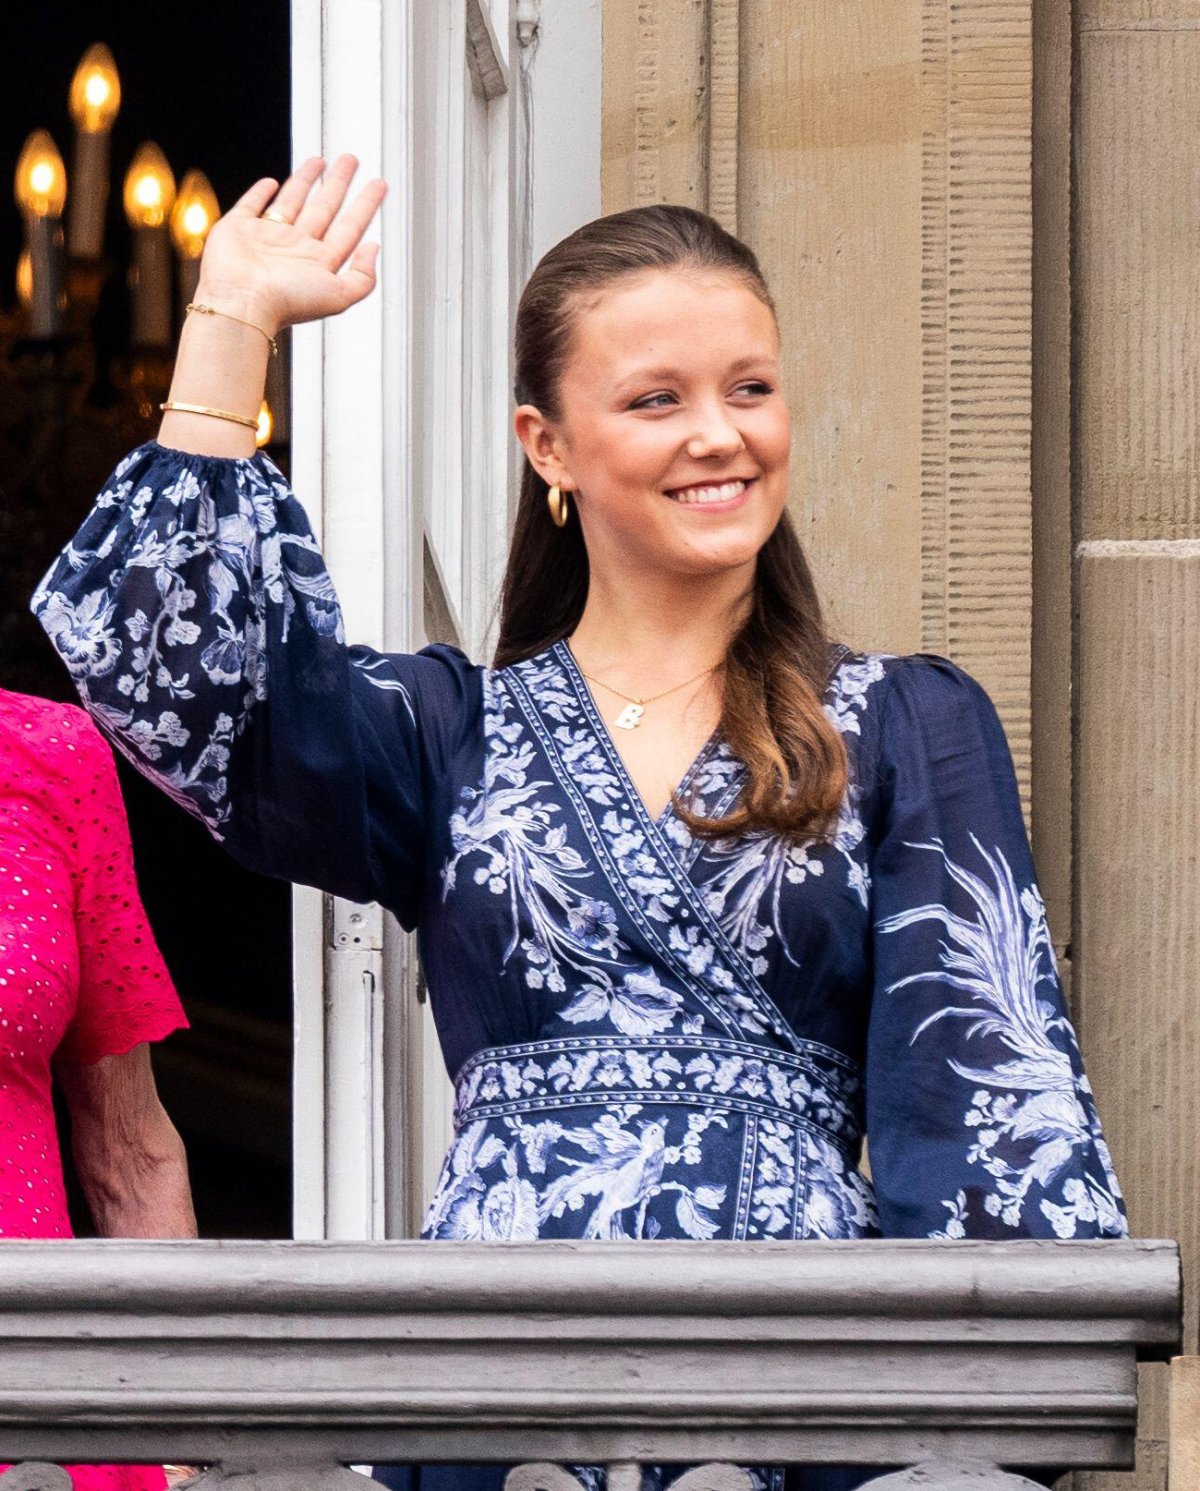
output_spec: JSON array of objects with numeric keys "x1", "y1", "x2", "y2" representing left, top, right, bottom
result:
[
  {"x1": 14, "y1": 130, "x2": 67, "y2": 339},
  {"x1": 123, "y1": 142, "x2": 176, "y2": 349},
  {"x1": 67, "y1": 44, "x2": 120, "y2": 260},
  {"x1": 15, "y1": 251, "x2": 32, "y2": 310},
  {"x1": 169, "y1": 170, "x2": 219, "y2": 317}
]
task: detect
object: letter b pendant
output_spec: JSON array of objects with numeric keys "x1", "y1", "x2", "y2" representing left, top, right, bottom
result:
[{"x1": 614, "y1": 703, "x2": 645, "y2": 730}]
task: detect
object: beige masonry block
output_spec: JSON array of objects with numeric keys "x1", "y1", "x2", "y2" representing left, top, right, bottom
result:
[
  {"x1": 916, "y1": 0, "x2": 1034, "y2": 799},
  {"x1": 601, "y1": 1, "x2": 1035, "y2": 791},
  {"x1": 1073, "y1": 550, "x2": 1200, "y2": 1491},
  {"x1": 1076, "y1": 549, "x2": 1200, "y2": 1329},
  {"x1": 741, "y1": 0, "x2": 1035, "y2": 789},
  {"x1": 602, "y1": 0, "x2": 708, "y2": 214},
  {"x1": 1170, "y1": 1357, "x2": 1200, "y2": 1491},
  {"x1": 738, "y1": 1, "x2": 924, "y2": 657},
  {"x1": 1076, "y1": 15, "x2": 1200, "y2": 540},
  {"x1": 1082, "y1": 0, "x2": 1200, "y2": 23},
  {"x1": 1030, "y1": 0, "x2": 1073, "y2": 953}
]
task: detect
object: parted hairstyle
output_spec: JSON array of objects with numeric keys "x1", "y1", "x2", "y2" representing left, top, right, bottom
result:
[{"x1": 494, "y1": 204, "x2": 847, "y2": 842}]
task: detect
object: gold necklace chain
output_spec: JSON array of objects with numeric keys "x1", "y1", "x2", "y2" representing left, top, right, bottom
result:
[{"x1": 575, "y1": 659, "x2": 720, "y2": 708}]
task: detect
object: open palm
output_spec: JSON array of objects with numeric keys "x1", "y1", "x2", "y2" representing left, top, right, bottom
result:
[{"x1": 197, "y1": 154, "x2": 386, "y2": 333}]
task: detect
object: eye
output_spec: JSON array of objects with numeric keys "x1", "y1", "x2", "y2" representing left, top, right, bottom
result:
[
  {"x1": 733, "y1": 380, "x2": 774, "y2": 397},
  {"x1": 629, "y1": 391, "x2": 679, "y2": 411}
]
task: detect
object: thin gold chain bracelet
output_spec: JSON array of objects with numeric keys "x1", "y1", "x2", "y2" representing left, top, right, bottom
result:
[{"x1": 185, "y1": 300, "x2": 278, "y2": 356}]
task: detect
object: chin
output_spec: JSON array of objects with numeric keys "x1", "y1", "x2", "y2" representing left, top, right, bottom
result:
[
  {"x1": 670, "y1": 536, "x2": 769, "y2": 578},
  {"x1": 675, "y1": 518, "x2": 779, "y2": 573}
]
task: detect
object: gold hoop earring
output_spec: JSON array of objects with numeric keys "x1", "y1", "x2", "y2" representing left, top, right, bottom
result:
[{"x1": 548, "y1": 484, "x2": 569, "y2": 528}]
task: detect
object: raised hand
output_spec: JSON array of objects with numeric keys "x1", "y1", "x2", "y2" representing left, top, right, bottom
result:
[{"x1": 195, "y1": 155, "x2": 387, "y2": 335}]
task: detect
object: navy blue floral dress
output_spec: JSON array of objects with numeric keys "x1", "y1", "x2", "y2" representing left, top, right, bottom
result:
[{"x1": 34, "y1": 444, "x2": 1126, "y2": 1491}]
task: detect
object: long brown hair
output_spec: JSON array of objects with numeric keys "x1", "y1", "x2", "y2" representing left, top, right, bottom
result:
[{"x1": 495, "y1": 205, "x2": 847, "y2": 841}]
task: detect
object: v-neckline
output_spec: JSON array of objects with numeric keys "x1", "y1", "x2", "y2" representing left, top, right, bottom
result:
[{"x1": 553, "y1": 639, "x2": 720, "y2": 830}]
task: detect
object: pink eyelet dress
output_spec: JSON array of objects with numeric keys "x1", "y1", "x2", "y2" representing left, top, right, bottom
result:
[{"x1": 0, "y1": 689, "x2": 189, "y2": 1491}]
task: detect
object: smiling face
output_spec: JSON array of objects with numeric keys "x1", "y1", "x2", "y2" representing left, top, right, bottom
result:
[{"x1": 516, "y1": 267, "x2": 791, "y2": 586}]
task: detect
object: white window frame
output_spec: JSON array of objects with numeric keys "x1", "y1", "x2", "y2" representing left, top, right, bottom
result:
[{"x1": 289, "y1": 0, "x2": 601, "y2": 1241}]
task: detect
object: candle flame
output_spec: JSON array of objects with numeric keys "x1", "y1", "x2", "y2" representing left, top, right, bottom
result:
[
  {"x1": 69, "y1": 44, "x2": 121, "y2": 133},
  {"x1": 123, "y1": 142, "x2": 175, "y2": 229},
  {"x1": 256, "y1": 400, "x2": 274, "y2": 448},
  {"x1": 14, "y1": 130, "x2": 67, "y2": 218},
  {"x1": 170, "y1": 170, "x2": 220, "y2": 259}
]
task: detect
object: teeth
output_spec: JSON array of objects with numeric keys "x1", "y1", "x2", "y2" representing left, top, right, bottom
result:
[{"x1": 668, "y1": 479, "x2": 748, "y2": 505}]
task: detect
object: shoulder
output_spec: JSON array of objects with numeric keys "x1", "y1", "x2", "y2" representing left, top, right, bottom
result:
[
  {"x1": 0, "y1": 694, "x2": 123, "y2": 864},
  {"x1": 0, "y1": 689, "x2": 113, "y2": 771},
  {"x1": 877, "y1": 652, "x2": 995, "y2": 720},
  {"x1": 826, "y1": 649, "x2": 1011, "y2": 784},
  {"x1": 826, "y1": 648, "x2": 993, "y2": 719},
  {"x1": 862, "y1": 654, "x2": 1013, "y2": 789}
]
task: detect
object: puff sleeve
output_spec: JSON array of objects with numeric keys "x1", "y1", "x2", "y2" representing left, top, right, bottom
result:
[{"x1": 33, "y1": 443, "x2": 481, "y2": 929}]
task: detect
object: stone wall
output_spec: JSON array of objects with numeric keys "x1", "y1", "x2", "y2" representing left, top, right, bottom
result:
[
  {"x1": 1073, "y1": 2, "x2": 1200, "y2": 1486},
  {"x1": 602, "y1": 0, "x2": 1035, "y2": 793}
]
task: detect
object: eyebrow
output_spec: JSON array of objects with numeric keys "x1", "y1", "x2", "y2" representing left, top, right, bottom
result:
[{"x1": 614, "y1": 354, "x2": 778, "y2": 392}]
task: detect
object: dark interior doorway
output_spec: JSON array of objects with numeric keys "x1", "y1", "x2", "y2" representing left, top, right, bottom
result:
[{"x1": 2, "y1": 2, "x2": 294, "y2": 1237}]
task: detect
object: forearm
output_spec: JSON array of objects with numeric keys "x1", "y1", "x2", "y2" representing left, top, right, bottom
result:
[
  {"x1": 75, "y1": 1118, "x2": 198, "y2": 1238},
  {"x1": 60, "y1": 1046, "x2": 198, "y2": 1239},
  {"x1": 158, "y1": 283, "x2": 274, "y2": 459}
]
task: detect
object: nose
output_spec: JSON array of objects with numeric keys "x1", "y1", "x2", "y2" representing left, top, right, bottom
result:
[{"x1": 685, "y1": 400, "x2": 745, "y2": 461}]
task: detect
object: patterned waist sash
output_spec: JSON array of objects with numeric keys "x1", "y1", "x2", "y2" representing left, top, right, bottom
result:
[{"x1": 453, "y1": 1033, "x2": 864, "y2": 1154}]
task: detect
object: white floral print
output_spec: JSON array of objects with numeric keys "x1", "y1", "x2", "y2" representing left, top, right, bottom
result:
[{"x1": 878, "y1": 836, "x2": 1126, "y2": 1239}]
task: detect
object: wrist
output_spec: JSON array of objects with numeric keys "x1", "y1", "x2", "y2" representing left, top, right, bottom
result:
[{"x1": 192, "y1": 278, "x2": 281, "y2": 338}]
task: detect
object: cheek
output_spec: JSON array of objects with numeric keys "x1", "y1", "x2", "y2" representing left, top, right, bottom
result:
[
  {"x1": 576, "y1": 420, "x2": 675, "y2": 493},
  {"x1": 753, "y1": 406, "x2": 792, "y2": 467}
]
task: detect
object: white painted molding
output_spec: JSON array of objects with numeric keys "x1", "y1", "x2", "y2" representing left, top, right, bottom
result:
[{"x1": 289, "y1": 0, "x2": 422, "y2": 1241}]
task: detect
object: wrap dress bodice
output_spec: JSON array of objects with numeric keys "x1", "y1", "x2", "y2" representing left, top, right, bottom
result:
[{"x1": 32, "y1": 443, "x2": 1126, "y2": 1253}]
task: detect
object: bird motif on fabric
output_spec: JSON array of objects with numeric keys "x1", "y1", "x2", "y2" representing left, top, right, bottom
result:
[{"x1": 539, "y1": 1115, "x2": 668, "y2": 1238}]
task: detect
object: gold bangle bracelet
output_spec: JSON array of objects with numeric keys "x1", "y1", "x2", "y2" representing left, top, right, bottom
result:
[
  {"x1": 160, "y1": 400, "x2": 260, "y2": 430},
  {"x1": 185, "y1": 301, "x2": 279, "y2": 356}
]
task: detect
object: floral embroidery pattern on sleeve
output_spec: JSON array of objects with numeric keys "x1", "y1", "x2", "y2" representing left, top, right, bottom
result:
[{"x1": 877, "y1": 836, "x2": 1126, "y2": 1239}]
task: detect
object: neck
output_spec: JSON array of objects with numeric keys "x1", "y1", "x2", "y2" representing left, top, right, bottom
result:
[{"x1": 570, "y1": 561, "x2": 753, "y2": 682}]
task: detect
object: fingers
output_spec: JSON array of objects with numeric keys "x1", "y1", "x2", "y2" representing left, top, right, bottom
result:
[
  {"x1": 323, "y1": 178, "x2": 387, "y2": 270},
  {"x1": 266, "y1": 155, "x2": 325, "y2": 224},
  {"x1": 295, "y1": 153, "x2": 360, "y2": 239},
  {"x1": 339, "y1": 242, "x2": 381, "y2": 308},
  {"x1": 229, "y1": 177, "x2": 280, "y2": 218}
]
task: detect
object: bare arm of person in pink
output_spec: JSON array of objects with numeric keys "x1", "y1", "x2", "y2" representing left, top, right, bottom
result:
[
  {"x1": 0, "y1": 688, "x2": 195, "y2": 1489},
  {"x1": 57, "y1": 1045, "x2": 194, "y2": 1239}
]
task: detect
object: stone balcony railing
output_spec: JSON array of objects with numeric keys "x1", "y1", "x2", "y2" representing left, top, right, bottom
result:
[{"x1": 0, "y1": 1239, "x2": 1180, "y2": 1491}]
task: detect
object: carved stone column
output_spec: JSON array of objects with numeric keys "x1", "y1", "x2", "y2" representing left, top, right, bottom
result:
[{"x1": 1073, "y1": 4, "x2": 1200, "y2": 1487}]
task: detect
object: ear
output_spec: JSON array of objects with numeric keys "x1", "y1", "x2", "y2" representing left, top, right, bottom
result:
[{"x1": 514, "y1": 405, "x2": 574, "y2": 491}]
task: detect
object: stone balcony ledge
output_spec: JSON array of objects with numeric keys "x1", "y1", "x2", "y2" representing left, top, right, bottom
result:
[{"x1": 0, "y1": 1238, "x2": 1180, "y2": 1487}]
